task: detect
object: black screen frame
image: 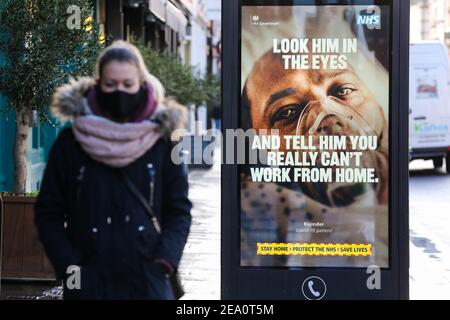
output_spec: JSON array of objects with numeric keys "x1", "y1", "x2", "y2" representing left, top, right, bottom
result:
[
  {"x1": 222, "y1": 0, "x2": 409, "y2": 300},
  {"x1": 238, "y1": 0, "x2": 393, "y2": 271}
]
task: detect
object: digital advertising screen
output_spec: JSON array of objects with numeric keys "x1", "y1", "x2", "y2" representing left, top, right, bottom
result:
[{"x1": 240, "y1": 1, "x2": 391, "y2": 269}]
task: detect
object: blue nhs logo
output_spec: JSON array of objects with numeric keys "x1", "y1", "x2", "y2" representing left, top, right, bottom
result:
[
  {"x1": 357, "y1": 14, "x2": 381, "y2": 26},
  {"x1": 357, "y1": 6, "x2": 381, "y2": 30}
]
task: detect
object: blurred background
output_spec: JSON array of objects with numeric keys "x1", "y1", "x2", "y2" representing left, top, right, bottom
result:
[
  {"x1": 0, "y1": 0, "x2": 450, "y2": 301},
  {"x1": 0, "y1": 0, "x2": 221, "y2": 300},
  {"x1": 409, "y1": 0, "x2": 450, "y2": 300}
]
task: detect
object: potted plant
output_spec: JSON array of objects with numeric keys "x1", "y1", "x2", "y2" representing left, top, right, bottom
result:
[
  {"x1": 0, "y1": 192, "x2": 56, "y2": 280},
  {"x1": 0, "y1": 0, "x2": 103, "y2": 280}
]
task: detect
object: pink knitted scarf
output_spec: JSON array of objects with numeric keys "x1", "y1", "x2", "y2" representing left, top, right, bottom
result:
[{"x1": 72, "y1": 115, "x2": 161, "y2": 168}]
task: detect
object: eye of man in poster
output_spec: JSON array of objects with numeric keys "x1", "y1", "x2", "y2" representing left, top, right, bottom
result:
[{"x1": 240, "y1": 2, "x2": 390, "y2": 268}]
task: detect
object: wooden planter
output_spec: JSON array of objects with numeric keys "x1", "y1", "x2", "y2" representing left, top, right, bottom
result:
[{"x1": 1, "y1": 196, "x2": 55, "y2": 280}]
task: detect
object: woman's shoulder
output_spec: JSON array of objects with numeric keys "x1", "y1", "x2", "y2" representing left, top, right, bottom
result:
[
  {"x1": 51, "y1": 126, "x2": 81, "y2": 156},
  {"x1": 151, "y1": 98, "x2": 188, "y2": 140},
  {"x1": 151, "y1": 136, "x2": 177, "y2": 154},
  {"x1": 56, "y1": 126, "x2": 75, "y2": 143},
  {"x1": 45, "y1": 127, "x2": 88, "y2": 175},
  {"x1": 50, "y1": 77, "x2": 96, "y2": 122},
  {"x1": 141, "y1": 137, "x2": 182, "y2": 169}
]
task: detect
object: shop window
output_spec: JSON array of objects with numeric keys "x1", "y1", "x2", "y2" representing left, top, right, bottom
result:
[{"x1": 32, "y1": 126, "x2": 45, "y2": 150}]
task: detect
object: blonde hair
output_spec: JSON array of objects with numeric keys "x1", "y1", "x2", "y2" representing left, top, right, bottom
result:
[{"x1": 96, "y1": 40, "x2": 165, "y2": 104}]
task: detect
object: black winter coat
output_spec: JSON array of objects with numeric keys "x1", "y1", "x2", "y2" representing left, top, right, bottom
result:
[{"x1": 34, "y1": 78, "x2": 192, "y2": 300}]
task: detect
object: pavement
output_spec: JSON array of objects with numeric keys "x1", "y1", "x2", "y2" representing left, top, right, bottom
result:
[
  {"x1": 178, "y1": 148, "x2": 221, "y2": 300},
  {"x1": 180, "y1": 155, "x2": 450, "y2": 301},
  {"x1": 409, "y1": 160, "x2": 450, "y2": 300},
  {"x1": 0, "y1": 147, "x2": 222, "y2": 300},
  {"x1": 175, "y1": 155, "x2": 450, "y2": 300},
  {"x1": 1, "y1": 152, "x2": 450, "y2": 300}
]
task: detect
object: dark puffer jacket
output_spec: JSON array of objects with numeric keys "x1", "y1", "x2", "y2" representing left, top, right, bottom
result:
[{"x1": 34, "y1": 78, "x2": 192, "y2": 300}]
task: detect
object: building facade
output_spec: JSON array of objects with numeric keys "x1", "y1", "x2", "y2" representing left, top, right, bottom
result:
[
  {"x1": 97, "y1": 0, "x2": 212, "y2": 68},
  {"x1": 206, "y1": 0, "x2": 221, "y2": 74},
  {"x1": 0, "y1": 0, "x2": 215, "y2": 193},
  {"x1": 410, "y1": 0, "x2": 450, "y2": 49}
]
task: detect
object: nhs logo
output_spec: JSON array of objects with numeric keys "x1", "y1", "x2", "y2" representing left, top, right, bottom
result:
[
  {"x1": 357, "y1": 6, "x2": 381, "y2": 30},
  {"x1": 357, "y1": 14, "x2": 380, "y2": 25}
]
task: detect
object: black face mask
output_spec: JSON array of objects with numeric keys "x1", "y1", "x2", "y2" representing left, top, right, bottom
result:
[{"x1": 97, "y1": 85, "x2": 147, "y2": 121}]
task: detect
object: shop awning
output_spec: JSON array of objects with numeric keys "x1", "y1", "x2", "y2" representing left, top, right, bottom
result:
[
  {"x1": 166, "y1": 1, "x2": 188, "y2": 37},
  {"x1": 148, "y1": 0, "x2": 166, "y2": 22},
  {"x1": 179, "y1": 0, "x2": 195, "y2": 16}
]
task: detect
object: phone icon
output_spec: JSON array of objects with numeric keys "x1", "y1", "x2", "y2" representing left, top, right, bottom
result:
[
  {"x1": 302, "y1": 276, "x2": 326, "y2": 300},
  {"x1": 308, "y1": 280, "x2": 321, "y2": 297}
]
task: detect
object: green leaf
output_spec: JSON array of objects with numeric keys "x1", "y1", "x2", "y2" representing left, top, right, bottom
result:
[{"x1": 0, "y1": 0, "x2": 104, "y2": 122}]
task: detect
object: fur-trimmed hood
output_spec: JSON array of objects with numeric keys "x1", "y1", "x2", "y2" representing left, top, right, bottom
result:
[{"x1": 50, "y1": 77, "x2": 188, "y2": 139}]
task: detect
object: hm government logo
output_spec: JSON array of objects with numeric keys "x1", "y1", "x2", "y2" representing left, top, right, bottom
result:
[
  {"x1": 357, "y1": 5, "x2": 381, "y2": 30},
  {"x1": 250, "y1": 15, "x2": 279, "y2": 27},
  {"x1": 251, "y1": 15, "x2": 259, "y2": 23}
]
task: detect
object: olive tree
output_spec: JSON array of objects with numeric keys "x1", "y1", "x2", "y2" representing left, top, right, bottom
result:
[{"x1": 0, "y1": 0, "x2": 103, "y2": 194}]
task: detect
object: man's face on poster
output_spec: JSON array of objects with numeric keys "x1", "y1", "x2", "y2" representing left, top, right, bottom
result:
[
  {"x1": 243, "y1": 51, "x2": 387, "y2": 152},
  {"x1": 243, "y1": 51, "x2": 389, "y2": 205}
]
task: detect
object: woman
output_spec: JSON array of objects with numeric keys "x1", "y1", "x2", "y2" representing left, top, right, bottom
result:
[{"x1": 35, "y1": 41, "x2": 192, "y2": 300}]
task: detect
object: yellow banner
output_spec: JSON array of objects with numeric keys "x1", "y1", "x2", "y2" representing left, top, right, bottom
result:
[{"x1": 256, "y1": 243, "x2": 372, "y2": 256}]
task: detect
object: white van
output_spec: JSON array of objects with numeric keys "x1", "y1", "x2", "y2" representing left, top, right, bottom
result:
[{"x1": 409, "y1": 41, "x2": 450, "y2": 172}]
